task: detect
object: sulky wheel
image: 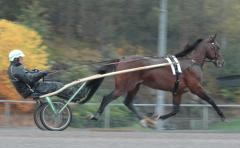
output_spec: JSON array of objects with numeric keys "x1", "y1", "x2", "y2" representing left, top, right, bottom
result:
[
  {"x1": 40, "y1": 100, "x2": 72, "y2": 131},
  {"x1": 33, "y1": 103, "x2": 47, "y2": 130}
]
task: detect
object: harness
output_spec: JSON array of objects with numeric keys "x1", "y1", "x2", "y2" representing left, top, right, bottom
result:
[{"x1": 165, "y1": 55, "x2": 182, "y2": 95}]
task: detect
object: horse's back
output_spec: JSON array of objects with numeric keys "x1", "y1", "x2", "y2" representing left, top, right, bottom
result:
[{"x1": 114, "y1": 55, "x2": 175, "y2": 91}]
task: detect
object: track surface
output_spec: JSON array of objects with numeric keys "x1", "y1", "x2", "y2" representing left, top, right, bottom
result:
[{"x1": 0, "y1": 128, "x2": 239, "y2": 148}]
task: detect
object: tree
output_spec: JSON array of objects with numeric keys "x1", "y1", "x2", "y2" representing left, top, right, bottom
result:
[
  {"x1": 0, "y1": 0, "x2": 31, "y2": 21},
  {"x1": 0, "y1": 19, "x2": 48, "y2": 104},
  {"x1": 17, "y1": 1, "x2": 50, "y2": 37}
]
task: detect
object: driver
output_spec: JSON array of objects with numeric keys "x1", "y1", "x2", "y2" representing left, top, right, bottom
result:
[{"x1": 7, "y1": 49, "x2": 88, "y2": 101}]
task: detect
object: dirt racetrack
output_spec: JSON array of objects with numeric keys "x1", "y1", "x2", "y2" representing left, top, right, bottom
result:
[{"x1": 0, "y1": 128, "x2": 239, "y2": 148}]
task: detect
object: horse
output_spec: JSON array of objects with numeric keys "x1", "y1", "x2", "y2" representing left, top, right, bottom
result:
[{"x1": 84, "y1": 34, "x2": 225, "y2": 127}]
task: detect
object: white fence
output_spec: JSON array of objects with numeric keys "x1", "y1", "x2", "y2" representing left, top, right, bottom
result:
[{"x1": 0, "y1": 100, "x2": 240, "y2": 130}]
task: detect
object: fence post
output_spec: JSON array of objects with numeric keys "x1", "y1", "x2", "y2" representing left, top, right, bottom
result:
[
  {"x1": 4, "y1": 102, "x2": 11, "y2": 126},
  {"x1": 202, "y1": 106, "x2": 209, "y2": 129},
  {"x1": 104, "y1": 105, "x2": 110, "y2": 128}
]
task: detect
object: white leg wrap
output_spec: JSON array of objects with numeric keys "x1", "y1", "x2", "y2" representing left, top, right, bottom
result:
[{"x1": 140, "y1": 119, "x2": 148, "y2": 128}]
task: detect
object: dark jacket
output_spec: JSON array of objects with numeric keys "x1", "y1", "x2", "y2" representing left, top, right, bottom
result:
[{"x1": 7, "y1": 62, "x2": 46, "y2": 98}]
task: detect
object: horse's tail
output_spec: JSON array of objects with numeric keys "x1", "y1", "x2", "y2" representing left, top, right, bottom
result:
[{"x1": 78, "y1": 59, "x2": 119, "y2": 104}]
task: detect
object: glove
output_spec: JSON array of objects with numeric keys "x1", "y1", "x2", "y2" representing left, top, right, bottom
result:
[
  {"x1": 31, "y1": 69, "x2": 40, "y2": 73},
  {"x1": 41, "y1": 71, "x2": 48, "y2": 76}
]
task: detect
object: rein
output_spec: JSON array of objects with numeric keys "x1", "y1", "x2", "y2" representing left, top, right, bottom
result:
[
  {"x1": 83, "y1": 56, "x2": 216, "y2": 68},
  {"x1": 178, "y1": 57, "x2": 217, "y2": 65}
]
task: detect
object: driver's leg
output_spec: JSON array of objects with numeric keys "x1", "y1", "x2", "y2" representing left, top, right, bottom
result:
[{"x1": 34, "y1": 81, "x2": 88, "y2": 101}]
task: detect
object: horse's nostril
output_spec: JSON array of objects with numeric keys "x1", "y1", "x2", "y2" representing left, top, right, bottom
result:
[
  {"x1": 220, "y1": 61, "x2": 225, "y2": 67},
  {"x1": 216, "y1": 60, "x2": 224, "y2": 67},
  {"x1": 220, "y1": 62, "x2": 224, "y2": 67}
]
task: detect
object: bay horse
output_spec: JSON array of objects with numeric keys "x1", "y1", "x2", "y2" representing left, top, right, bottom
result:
[{"x1": 84, "y1": 34, "x2": 225, "y2": 127}]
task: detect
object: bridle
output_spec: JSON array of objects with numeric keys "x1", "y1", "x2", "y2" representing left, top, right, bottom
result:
[
  {"x1": 178, "y1": 41, "x2": 222, "y2": 66},
  {"x1": 204, "y1": 41, "x2": 221, "y2": 64}
]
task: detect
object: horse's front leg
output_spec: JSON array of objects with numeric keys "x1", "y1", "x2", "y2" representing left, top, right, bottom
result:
[
  {"x1": 88, "y1": 90, "x2": 120, "y2": 121},
  {"x1": 191, "y1": 86, "x2": 226, "y2": 121}
]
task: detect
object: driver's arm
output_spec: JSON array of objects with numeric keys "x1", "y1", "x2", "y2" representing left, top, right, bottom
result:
[{"x1": 14, "y1": 66, "x2": 46, "y2": 84}]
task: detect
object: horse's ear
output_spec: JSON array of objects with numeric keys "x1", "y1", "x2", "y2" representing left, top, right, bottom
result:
[
  {"x1": 209, "y1": 34, "x2": 217, "y2": 42},
  {"x1": 213, "y1": 33, "x2": 217, "y2": 40}
]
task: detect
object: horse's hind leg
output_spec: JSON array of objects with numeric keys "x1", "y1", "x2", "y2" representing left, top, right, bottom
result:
[
  {"x1": 191, "y1": 86, "x2": 225, "y2": 121},
  {"x1": 123, "y1": 84, "x2": 143, "y2": 120},
  {"x1": 124, "y1": 84, "x2": 156, "y2": 128},
  {"x1": 88, "y1": 90, "x2": 120, "y2": 120},
  {"x1": 158, "y1": 94, "x2": 182, "y2": 120}
]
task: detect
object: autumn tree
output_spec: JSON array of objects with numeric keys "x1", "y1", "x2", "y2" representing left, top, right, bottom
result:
[{"x1": 0, "y1": 19, "x2": 48, "y2": 110}]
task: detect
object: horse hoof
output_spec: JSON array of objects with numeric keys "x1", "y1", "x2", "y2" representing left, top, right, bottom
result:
[
  {"x1": 221, "y1": 117, "x2": 226, "y2": 122},
  {"x1": 86, "y1": 113, "x2": 94, "y2": 120},
  {"x1": 140, "y1": 119, "x2": 148, "y2": 128},
  {"x1": 86, "y1": 113, "x2": 98, "y2": 121},
  {"x1": 144, "y1": 117, "x2": 157, "y2": 129},
  {"x1": 222, "y1": 117, "x2": 229, "y2": 123},
  {"x1": 139, "y1": 118, "x2": 157, "y2": 129}
]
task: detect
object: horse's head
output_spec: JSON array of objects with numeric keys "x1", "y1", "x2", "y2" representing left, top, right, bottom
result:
[{"x1": 203, "y1": 34, "x2": 224, "y2": 68}]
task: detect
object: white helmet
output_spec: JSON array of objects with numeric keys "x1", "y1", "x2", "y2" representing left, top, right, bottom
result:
[{"x1": 9, "y1": 49, "x2": 25, "y2": 61}]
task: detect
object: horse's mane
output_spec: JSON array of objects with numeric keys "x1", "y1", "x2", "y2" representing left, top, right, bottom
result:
[{"x1": 175, "y1": 38, "x2": 203, "y2": 57}]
